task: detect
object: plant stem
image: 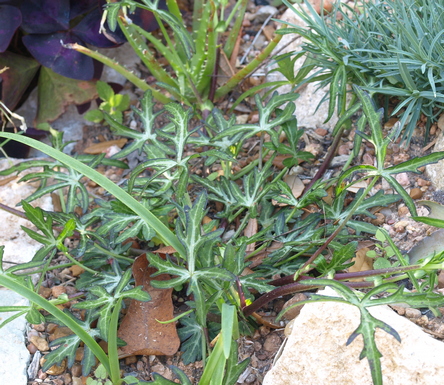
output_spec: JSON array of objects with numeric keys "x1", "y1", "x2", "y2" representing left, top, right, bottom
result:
[
  {"x1": 214, "y1": 33, "x2": 283, "y2": 100},
  {"x1": 297, "y1": 176, "x2": 379, "y2": 275},
  {"x1": 65, "y1": 43, "x2": 171, "y2": 104}
]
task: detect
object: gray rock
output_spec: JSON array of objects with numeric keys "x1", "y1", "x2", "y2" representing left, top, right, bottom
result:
[
  {"x1": 0, "y1": 158, "x2": 54, "y2": 384},
  {"x1": 426, "y1": 130, "x2": 444, "y2": 190},
  {"x1": 0, "y1": 290, "x2": 30, "y2": 385},
  {"x1": 264, "y1": 287, "x2": 444, "y2": 385},
  {"x1": 267, "y1": 5, "x2": 350, "y2": 131}
]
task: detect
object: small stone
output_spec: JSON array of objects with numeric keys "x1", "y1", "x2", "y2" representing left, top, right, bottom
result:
[
  {"x1": 398, "y1": 206, "x2": 410, "y2": 217},
  {"x1": 395, "y1": 172, "x2": 410, "y2": 187},
  {"x1": 75, "y1": 347, "x2": 84, "y2": 362},
  {"x1": 32, "y1": 323, "x2": 46, "y2": 332},
  {"x1": 46, "y1": 323, "x2": 58, "y2": 333},
  {"x1": 405, "y1": 308, "x2": 422, "y2": 319},
  {"x1": 29, "y1": 335, "x2": 49, "y2": 352},
  {"x1": 409, "y1": 188, "x2": 423, "y2": 199},
  {"x1": 71, "y1": 363, "x2": 82, "y2": 377},
  {"x1": 417, "y1": 178, "x2": 430, "y2": 187},
  {"x1": 38, "y1": 286, "x2": 52, "y2": 299},
  {"x1": 263, "y1": 333, "x2": 282, "y2": 353},
  {"x1": 394, "y1": 220, "x2": 409, "y2": 233},
  {"x1": 259, "y1": 326, "x2": 270, "y2": 337},
  {"x1": 437, "y1": 113, "x2": 444, "y2": 130},
  {"x1": 338, "y1": 144, "x2": 350, "y2": 155},
  {"x1": 315, "y1": 128, "x2": 328, "y2": 136},
  {"x1": 282, "y1": 293, "x2": 308, "y2": 320},
  {"x1": 390, "y1": 305, "x2": 406, "y2": 316},
  {"x1": 44, "y1": 359, "x2": 66, "y2": 375},
  {"x1": 51, "y1": 285, "x2": 67, "y2": 298},
  {"x1": 438, "y1": 271, "x2": 444, "y2": 289},
  {"x1": 125, "y1": 356, "x2": 137, "y2": 365},
  {"x1": 69, "y1": 265, "x2": 85, "y2": 277},
  {"x1": 63, "y1": 373, "x2": 72, "y2": 384},
  {"x1": 38, "y1": 369, "x2": 47, "y2": 380},
  {"x1": 72, "y1": 377, "x2": 83, "y2": 385},
  {"x1": 49, "y1": 326, "x2": 73, "y2": 341},
  {"x1": 430, "y1": 123, "x2": 437, "y2": 136},
  {"x1": 27, "y1": 343, "x2": 38, "y2": 354},
  {"x1": 362, "y1": 153, "x2": 374, "y2": 165},
  {"x1": 370, "y1": 213, "x2": 385, "y2": 226}
]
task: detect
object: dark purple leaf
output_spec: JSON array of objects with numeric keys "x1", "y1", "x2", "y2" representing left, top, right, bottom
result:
[
  {"x1": 0, "y1": 51, "x2": 40, "y2": 109},
  {"x1": 73, "y1": 7, "x2": 125, "y2": 47},
  {"x1": 70, "y1": 0, "x2": 102, "y2": 20},
  {"x1": 23, "y1": 32, "x2": 94, "y2": 80},
  {"x1": 21, "y1": 0, "x2": 70, "y2": 34},
  {"x1": 131, "y1": 6, "x2": 162, "y2": 33},
  {"x1": 0, "y1": 5, "x2": 22, "y2": 52}
]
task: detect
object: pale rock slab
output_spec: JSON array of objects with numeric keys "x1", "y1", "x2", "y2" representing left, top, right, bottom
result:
[
  {"x1": 268, "y1": 4, "x2": 349, "y2": 130},
  {"x1": 263, "y1": 287, "x2": 444, "y2": 385},
  {"x1": 0, "y1": 158, "x2": 54, "y2": 384},
  {"x1": 425, "y1": 130, "x2": 444, "y2": 191}
]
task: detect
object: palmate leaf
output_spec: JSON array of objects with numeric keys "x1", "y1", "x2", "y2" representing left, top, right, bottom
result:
[
  {"x1": 44, "y1": 310, "x2": 101, "y2": 376},
  {"x1": 323, "y1": 189, "x2": 400, "y2": 235},
  {"x1": 20, "y1": 201, "x2": 76, "y2": 261},
  {"x1": 316, "y1": 241, "x2": 357, "y2": 274},
  {"x1": 213, "y1": 92, "x2": 298, "y2": 146},
  {"x1": 74, "y1": 269, "x2": 150, "y2": 341},
  {"x1": 177, "y1": 312, "x2": 205, "y2": 364}
]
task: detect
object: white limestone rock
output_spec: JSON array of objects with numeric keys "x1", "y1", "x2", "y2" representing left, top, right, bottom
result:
[
  {"x1": 268, "y1": 5, "x2": 350, "y2": 131},
  {"x1": 263, "y1": 287, "x2": 444, "y2": 385},
  {"x1": 0, "y1": 158, "x2": 54, "y2": 384},
  {"x1": 425, "y1": 130, "x2": 444, "y2": 191}
]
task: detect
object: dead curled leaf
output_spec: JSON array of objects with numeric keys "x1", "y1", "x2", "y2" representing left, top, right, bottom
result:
[
  {"x1": 347, "y1": 246, "x2": 374, "y2": 281},
  {"x1": 83, "y1": 139, "x2": 128, "y2": 154},
  {"x1": 117, "y1": 254, "x2": 180, "y2": 358}
]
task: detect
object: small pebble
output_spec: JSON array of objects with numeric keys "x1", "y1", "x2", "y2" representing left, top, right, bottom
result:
[
  {"x1": 38, "y1": 286, "x2": 52, "y2": 299},
  {"x1": 29, "y1": 335, "x2": 49, "y2": 352},
  {"x1": 417, "y1": 178, "x2": 430, "y2": 187},
  {"x1": 32, "y1": 323, "x2": 46, "y2": 332},
  {"x1": 125, "y1": 356, "x2": 137, "y2": 365},
  {"x1": 315, "y1": 128, "x2": 328, "y2": 136},
  {"x1": 409, "y1": 188, "x2": 423, "y2": 199},
  {"x1": 370, "y1": 213, "x2": 385, "y2": 226},
  {"x1": 398, "y1": 206, "x2": 410, "y2": 217},
  {"x1": 263, "y1": 333, "x2": 282, "y2": 352},
  {"x1": 75, "y1": 347, "x2": 84, "y2": 361},
  {"x1": 44, "y1": 360, "x2": 66, "y2": 375},
  {"x1": 71, "y1": 363, "x2": 82, "y2": 377},
  {"x1": 405, "y1": 308, "x2": 422, "y2": 319},
  {"x1": 70, "y1": 265, "x2": 85, "y2": 277},
  {"x1": 51, "y1": 285, "x2": 67, "y2": 298},
  {"x1": 395, "y1": 172, "x2": 410, "y2": 187}
]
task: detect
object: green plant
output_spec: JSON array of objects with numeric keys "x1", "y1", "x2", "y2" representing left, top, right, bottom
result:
[
  {"x1": 1, "y1": 86, "x2": 444, "y2": 385},
  {"x1": 278, "y1": 0, "x2": 444, "y2": 143},
  {"x1": 66, "y1": 0, "x2": 283, "y2": 113},
  {"x1": 85, "y1": 81, "x2": 131, "y2": 124}
]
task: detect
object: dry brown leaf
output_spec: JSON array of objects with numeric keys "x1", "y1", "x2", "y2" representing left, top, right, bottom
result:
[
  {"x1": 0, "y1": 175, "x2": 17, "y2": 186},
  {"x1": 83, "y1": 139, "x2": 127, "y2": 154},
  {"x1": 152, "y1": 245, "x2": 177, "y2": 257},
  {"x1": 348, "y1": 247, "x2": 373, "y2": 281},
  {"x1": 218, "y1": 49, "x2": 235, "y2": 86},
  {"x1": 263, "y1": 25, "x2": 275, "y2": 41},
  {"x1": 244, "y1": 218, "x2": 258, "y2": 254},
  {"x1": 285, "y1": 174, "x2": 305, "y2": 199},
  {"x1": 247, "y1": 241, "x2": 283, "y2": 268},
  {"x1": 272, "y1": 174, "x2": 304, "y2": 206},
  {"x1": 117, "y1": 254, "x2": 180, "y2": 358},
  {"x1": 346, "y1": 180, "x2": 368, "y2": 194}
]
